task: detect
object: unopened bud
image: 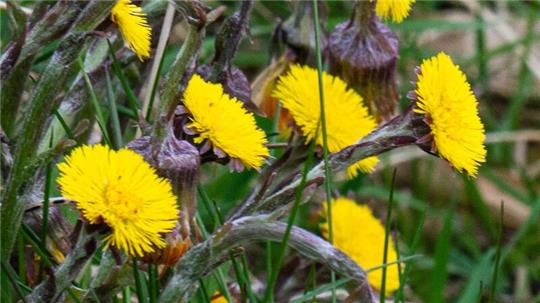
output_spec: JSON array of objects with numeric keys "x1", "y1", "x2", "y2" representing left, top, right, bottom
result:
[{"x1": 328, "y1": 1, "x2": 399, "y2": 121}]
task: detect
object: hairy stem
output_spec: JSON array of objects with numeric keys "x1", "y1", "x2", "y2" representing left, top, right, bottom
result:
[
  {"x1": 230, "y1": 109, "x2": 422, "y2": 220},
  {"x1": 28, "y1": 226, "x2": 99, "y2": 302},
  {"x1": 158, "y1": 218, "x2": 375, "y2": 303},
  {"x1": 0, "y1": 0, "x2": 115, "y2": 261},
  {"x1": 154, "y1": 1, "x2": 207, "y2": 138}
]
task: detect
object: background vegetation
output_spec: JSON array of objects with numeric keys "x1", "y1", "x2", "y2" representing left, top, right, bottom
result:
[{"x1": 1, "y1": 0, "x2": 539, "y2": 302}]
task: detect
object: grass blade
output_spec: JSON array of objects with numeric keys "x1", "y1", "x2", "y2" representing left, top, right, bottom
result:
[
  {"x1": 396, "y1": 207, "x2": 426, "y2": 302},
  {"x1": 291, "y1": 278, "x2": 351, "y2": 303},
  {"x1": 198, "y1": 279, "x2": 211, "y2": 303},
  {"x1": 261, "y1": 137, "x2": 317, "y2": 302},
  {"x1": 53, "y1": 109, "x2": 75, "y2": 140},
  {"x1": 311, "y1": 1, "x2": 337, "y2": 302},
  {"x1": 77, "y1": 56, "x2": 112, "y2": 147},
  {"x1": 209, "y1": 198, "x2": 258, "y2": 302},
  {"x1": 132, "y1": 259, "x2": 148, "y2": 303},
  {"x1": 107, "y1": 39, "x2": 141, "y2": 117},
  {"x1": 38, "y1": 132, "x2": 54, "y2": 280},
  {"x1": 198, "y1": 186, "x2": 257, "y2": 302},
  {"x1": 148, "y1": 264, "x2": 159, "y2": 303},
  {"x1": 195, "y1": 213, "x2": 233, "y2": 303},
  {"x1": 123, "y1": 286, "x2": 131, "y2": 303},
  {"x1": 489, "y1": 202, "x2": 504, "y2": 303},
  {"x1": 380, "y1": 169, "x2": 397, "y2": 302},
  {"x1": 430, "y1": 208, "x2": 454, "y2": 303},
  {"x1": 105, "y1": 68, "x2": 123, "y2": 149},
  {"x1": 1, "y1": 261, "x2": 29, "y2": 302},
  {"x1": 143, "y1": 3, "x2": 175, "y2": 121}
]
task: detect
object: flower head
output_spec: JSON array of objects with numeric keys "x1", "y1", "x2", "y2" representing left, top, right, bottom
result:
[
  {"x1": 111, "y1": 0, "x2": 151, "y2": 60},
  {"x1": 328, "y1": 17, "x2": 399, "y2": 121},
  {"x1": 320, "y1": 197, "x2": 400, "y2": 294},
  {"x1": 183, "y1": 74, "x2": 269, "y2": 170},
  {"x1": 414, "y1": 52, "x2": 486, "y2": 177},
  {"x1": 57, "y1": 145, "x2": 178, "y2": 257},
  {"x1": 273, "y1": 64, "x2": 379, "y2": 175},
  {"x1": 375, "y1": 0, "x2": 415, "y2": 23},
  {"x1": 347, "y1": 157, "x2": 380, "y2": 178},
  {"x1": 210, "y1": 292, "x2": 227, "y2": 303}
]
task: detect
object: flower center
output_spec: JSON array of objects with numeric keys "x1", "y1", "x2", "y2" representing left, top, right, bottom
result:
[{"x1": 104, "y1": 182, "x2": 142, "y2": 221}]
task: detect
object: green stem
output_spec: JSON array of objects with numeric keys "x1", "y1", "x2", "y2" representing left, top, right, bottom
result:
[
  {"x1": 53, "y1": 109, "x2": 75, "y2": 140},
  {"x1": 195, "y1": 213, "x2": 233, "y2": 303},
  {"x1": 312, "y1": 2, "x2": 337, "y2": 301},
  {"x1": 123, "y1": 287, "x2": 131, "y2": 303},
  {"x1": 0, "y1": 0, "x2": 115, "y2": 261},
  {"x1": 380, "y1": 169, "x2": 397, "y2": 302},
  {"x1": 254, "y1": 110, "x2": 419, "y2": 220},
  {"x1": 262, "y1": 139, "x2": 317, "y2": 303},
  {"x1": 149, "y1": 264, "x2": 159, "y2": 303},
  {"x1": 488, "y1": 202, "x2": 504, "y2": 303},
  {"x1": 132, "y1": 259, "x2": 148, "y2": 303},
  {"x1": 1, "y1": 2, "x2": 85, "y2": 136},
  {"x1": 209, "y1": 198, "x2": 258, "y2": 302},
  {"x1": 1, "y1": 261, "x2": 29, "y2": 302},
  {"x1": 146, "y1": 52, "x2": 167, "y2": 121},
  {"x1": 198, "y1": 279, "x2": 210, "y2": 303},
  {"x1": 155, "y1": 24, "x2": 204, "y2": 138},
  {"x1": 107, "y1": 39, "x2": 140, "y2": 118},
  {"x1": 105, "y1": 69, "x2": 124, "y2": 149},
  {"x1": 1, "y1": 34, "x2": 86, "y2": 262},
  {"x1": 159, "y1": 220, "x2": 374, "y2": 303},
  {"x1": 78, "y1": 56, "x2": 112, "y2": 146},
  {"x1": 396, "y1": 207, "x2": 426, "y2": 302},
  {"x1": 38, "y1": 133, "x2": 54, "y2": 280}
]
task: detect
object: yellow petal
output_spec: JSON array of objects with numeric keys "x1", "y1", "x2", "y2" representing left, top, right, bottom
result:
[{"x1": 111, "y1": 0, "x2": 152, "y2": 60}]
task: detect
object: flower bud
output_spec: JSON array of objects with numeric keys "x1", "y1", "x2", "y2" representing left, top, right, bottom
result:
[
  {"x1": 328, "y1": 1, "x2": 399, "y2": 121},
  {"x1": 281, "y1": 1, "x2": 328, "y2": 64}
]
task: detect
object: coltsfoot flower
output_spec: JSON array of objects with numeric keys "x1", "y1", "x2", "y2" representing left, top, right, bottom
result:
[
  {"x1": 320, "y1": 197, "x2": 400, "y2": 294},
  {"x1": 273, "y1": 64, "x2": 379, "y2": 175},
  {"x1": 183, "y1": 74, "x2": 269, "y2": 170},
  {"x1": 57, "y1": 145, "x2": 178, "y2": 257},
  {"x1": 111, "y1": 0, "x2": 151, "y2": 60},
  {"x1": 414, "y1": 52, "x2": 487, "y2": 177},
  {"x1": 375, "y1": 0, "x2": 416, "y2": 23},
  {"x1": 347, "y1": 156, "x2": 380, "y2": 178},
  {"x1": 210, "y1": 292, "x2": 228, "y2": 303}
]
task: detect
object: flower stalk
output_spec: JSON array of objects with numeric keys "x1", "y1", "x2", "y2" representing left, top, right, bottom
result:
[
  {"x1": 230, "y1": 106, "x2": 426, "y2": 219},
  {"x1": 0, "y1": 1, "x2": 87, "y2": 136},
  {"x1": 155, "y1": 0, "x2": 207, "y2": 138},
  {"x1": 0, "y1": 0, "x2": 116, "y2": 262},
  {"x1": 158, "y1": 218, "x2": 375, "y2": 303}
]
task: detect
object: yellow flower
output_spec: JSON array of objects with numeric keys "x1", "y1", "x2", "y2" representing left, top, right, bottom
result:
[
  {"x1": 375, "y1": 0, "x2": 415, "y2": 23},
  {"x1": 272, "y1": 64, "x2": 378, "y2": 176},
  {"x1": 57, "y1": 145, "x2": 178, "y2": 257},
  {"x1": 111, "y1": 0, "x2": 151, "y2": 60},
  {"x1": 210, "y1": 292, "x2": 227, "y2": 303},
  {"x1": 347, "y1": 157, "x2": 380, "y2": 178},
  {"x1": 320, "y1": 198, "x2": 400, "y2": 294},
  {"x1": 183, "y1": 74, "x2": 269, "y2": 170},
  {"x1": 414, "y1": 52, "x2": 486, "y2": 177}
]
